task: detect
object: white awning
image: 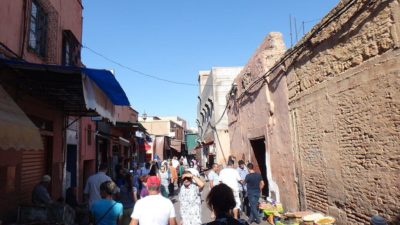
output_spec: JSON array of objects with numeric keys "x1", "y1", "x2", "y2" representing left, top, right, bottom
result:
[
  {"x1": 0, "y1": 85, "x2": 43, "y2": 150},
  {"x1": 82, "y1": 74, "x2": 116, "y2": 124},
  {"x1": 119, "y1": 137, "x2": 130, "y2": 146}
]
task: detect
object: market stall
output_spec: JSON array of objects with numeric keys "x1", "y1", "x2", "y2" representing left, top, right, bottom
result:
[{"x1": 258, "y1": 200, "x2": 336, "y2": 225}]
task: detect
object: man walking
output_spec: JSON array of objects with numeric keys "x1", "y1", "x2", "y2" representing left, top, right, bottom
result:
[
  {"x1": 130, "y1": 176, "x2": 177, "y2": 225},
  {"x1": 207, "y1": 163, "x2": 220, "y2": 189},
  {"x1": 84, "y1": 164, "x2": 112, "y2": 208},
  {"x1": 245, "y1": 163, "x2": 264, "y2": 224},
  {"x1": 237, "y1": 160, "x2": 249, "y2": 214},
  {"x1": 219, "y1": 160, "x2": 243, "y2": 219}
]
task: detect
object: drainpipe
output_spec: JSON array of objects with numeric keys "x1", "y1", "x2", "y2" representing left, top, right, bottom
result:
[{"x1": 95, "y1": 121, "x2": 99, "y2": 172}]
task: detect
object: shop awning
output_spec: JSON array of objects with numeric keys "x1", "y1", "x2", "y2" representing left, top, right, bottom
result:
[
  {"x1": 119, "y1": 137, "x2": 130, "y2": 146},
  {"x1": 0, "y1": 84, "x2": 43, "y2": 150},
  {"x1": 0, "y1": 59, "x2": 130, "y2": 123}
]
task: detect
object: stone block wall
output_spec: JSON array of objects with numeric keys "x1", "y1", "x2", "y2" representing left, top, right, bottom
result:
[
  {"x1": 227, "y1": 32, "x2": 299, "y2": 211},
  {"x1": 287, "y1": 0, "x2": 400, "y2": 223}
]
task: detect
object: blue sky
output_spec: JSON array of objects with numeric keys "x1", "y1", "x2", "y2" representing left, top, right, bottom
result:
[{"x1": 82, "y1": 0, "x2": 339, "y2": 128}]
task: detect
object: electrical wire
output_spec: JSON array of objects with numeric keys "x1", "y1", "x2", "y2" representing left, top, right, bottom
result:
[{"x1": 82, "y1": 45, "x2": 235, "y2": 87}]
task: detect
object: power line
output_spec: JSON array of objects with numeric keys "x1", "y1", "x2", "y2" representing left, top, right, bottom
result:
[{"x1": 82, "y1": 45, "x2": 234, "y2": 87}]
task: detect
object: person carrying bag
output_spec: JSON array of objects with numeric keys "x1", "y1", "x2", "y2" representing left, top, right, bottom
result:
[{"x1": 90, "y1": 181, "x2": 123, "y2": 225}]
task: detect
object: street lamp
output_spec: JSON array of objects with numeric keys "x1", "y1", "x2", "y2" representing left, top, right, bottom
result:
[{"x1": 142, "y1": 111, "x2": 147, "y2": 121}]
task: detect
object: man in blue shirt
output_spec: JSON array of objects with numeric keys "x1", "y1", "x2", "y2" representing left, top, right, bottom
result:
[
  {"x1": 244, "y1": 163, "x2": 264, "y2": 224},
  {"x1": 32, "y1": 175, "x2": 53, "y2": 205},
  {"x1": 91, "y1": 181, "x2": 123, "y2": 225}
]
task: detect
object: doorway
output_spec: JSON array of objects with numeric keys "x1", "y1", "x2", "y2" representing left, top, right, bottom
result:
[
  {"x1": 250, "y1": 138, "x2": 269, "y2": 197},
  {"x1": 66, "y1": 144, "x2": 77, "y2": 188}
]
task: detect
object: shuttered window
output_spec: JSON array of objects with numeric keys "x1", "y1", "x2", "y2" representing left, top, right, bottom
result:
[{"x1": 29, "y1": 0, "x2": 48, "y2": 57}]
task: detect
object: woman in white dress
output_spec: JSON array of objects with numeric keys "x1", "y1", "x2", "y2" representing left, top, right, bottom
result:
[
  {"x1": 159, "y1": 165, "x2": 170, "y2": 198},
  {"x1": 178, "y1": 171, "x2": 205, "y2": 225}
]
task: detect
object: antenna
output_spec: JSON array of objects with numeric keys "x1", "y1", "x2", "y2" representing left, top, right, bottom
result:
[
  {"x1": 289, "y1": 14, "x2": 293, "y2": 47},
  {"x1": 294, "y1": 17, "x2": 298, "y2": 42}
]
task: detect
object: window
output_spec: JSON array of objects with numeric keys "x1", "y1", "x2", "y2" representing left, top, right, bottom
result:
[
  {"x1": 29, "y1": 0, "x2": 47, "y2": 57},
  {"x1": 62, "y1": 30, "x2": 81, "y2": 66}
]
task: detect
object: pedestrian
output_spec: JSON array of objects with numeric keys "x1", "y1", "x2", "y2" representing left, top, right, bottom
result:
[
  {"x1": 32, "y1": 174, "x2": 53, "y2": 205},
  {"x1": 159, "y1": 165, "x2": 170, "y2": 197},
  {"x1": 244, "y1": 163, "x2": 264, "y2": 224},
  {"x1": 139, "y1": 175, "x2": 149, "y2": 198},
  {"x1": 169, "y1": 161, "x2": 178, "y2": 196},
  {"x1": 149, "y1": 162, "x2": 159, "y2": 176},
  {"x1": 84, "y1": 164, "x2": 112, "y2": 208},
  {"x1": 187, "y1": 160, "x2": 201, "y2": 178},
  {"x1": 131, "y1": 163, "x2": 141, "y2": 190},
  {"x1": 116, "y1": 167, "x2": 126, "y2": 187},
  {"x1": 90, "y1": 181, "x2": 123, "y2": 225},
  {"x1": 140, "y1": 162, "x2": 151, "y2": 176},
  {"x1": 219, "y1": 160, "x2": 243, "y2": 219},
  {"x1": 228, "y1": 155, "x2": 237, "y2": 167},
  {"x1": 208, "y1": 163, "x2": 220, "y2": 189},
  {"x1": 119, "y1": 173, "x2": 138, "y2": 225},
  {"x1": 172, "y1": 156, "x2": 180, "y2": 168},
  {"x1": 237, "y1": 160, "x2": 249, "y2": 215},
  {"x1": 204, "y1": 183, "x2": 249, "y2": 225},
  {"x1": 129, "y1": 176, "x2": 177, "y2": 225},
  {"x1": 177, "y1": 160, "x2": 185, "y2": 188},
  {"x1": 179, "y1": 171, "x2": 205, "y2": 225}
]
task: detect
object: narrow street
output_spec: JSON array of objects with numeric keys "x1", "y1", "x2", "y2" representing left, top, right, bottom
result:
[{"x1": 0, "y1": 0, "x2": 398, "y2": 224}]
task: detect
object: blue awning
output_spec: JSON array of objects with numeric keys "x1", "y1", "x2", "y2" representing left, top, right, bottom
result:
[
  {"x1": 82, "y1": 68, "x2": 129, "y2": 106},
  {"x1": 0, "y1": 59, "x2": 130, "y2": 106},
  {"x1": 0, "y1": 59, "x2": 130, "y2": 122}
]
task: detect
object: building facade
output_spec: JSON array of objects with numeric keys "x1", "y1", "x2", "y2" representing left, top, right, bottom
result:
[
  {"x1": 227, "y1": 0, "x2": 400, "y2": 224},
  {"x1": 0, "y1": 0, "x2": 84, "y2": 221},
  {"x1": 197, "y1": 67, "x2": 243, "y2": 166},
  {"x1": 139, "y1": 116, "x2": 186, "y2": 159},
  {"x1": 0, "y1": 0, "x2": 132, "y2": 222}
]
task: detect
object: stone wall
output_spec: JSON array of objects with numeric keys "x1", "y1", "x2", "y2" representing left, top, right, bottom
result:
[
  {"x1": 227, "y1": 32, "x2": 299, "y2": 211},
  {"x1": 287, "y1": 0, "x2": 400, "y2": 223}
]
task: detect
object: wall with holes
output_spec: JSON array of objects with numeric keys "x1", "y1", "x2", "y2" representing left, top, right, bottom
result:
[{"x1": 286, "y1": 0, "x2": 400, "y2": 224}]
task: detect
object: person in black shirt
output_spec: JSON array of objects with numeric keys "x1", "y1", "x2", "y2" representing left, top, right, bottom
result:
[
  {"x1": 204, "y1": 183, "x2": 248, "y2": 225},
  {"x1": 244, "y1": 163, "x2": 264, "y2": 224}
]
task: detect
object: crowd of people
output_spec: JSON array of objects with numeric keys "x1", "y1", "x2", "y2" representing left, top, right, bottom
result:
[{"x1": 30, "y1": 155, "x2": 389, "y2": 225}]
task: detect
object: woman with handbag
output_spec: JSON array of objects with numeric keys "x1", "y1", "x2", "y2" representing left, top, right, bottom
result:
[{"x1": 90, "y1": 181, "x2": 123, "y2": 225}]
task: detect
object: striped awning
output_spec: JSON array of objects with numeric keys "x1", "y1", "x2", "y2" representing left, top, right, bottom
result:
[{"x1": 0, "y1": 85, "x2": 43, "y2": 150}]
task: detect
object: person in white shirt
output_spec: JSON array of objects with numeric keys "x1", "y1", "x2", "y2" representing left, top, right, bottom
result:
[
  {"x1": 171, "y1": 156, "x2": 180, "y2": 168},
  {"x1": 207, "y1": 163, "x2": 220, "y2": 189},
  {"x1": 84, "y1": 164, "x2": 112, "y2": 208},
  {"x1": 218, "y1": 160, "x2": 243, "y2": 219},
  {"x1": 237, "y1": 160, "x2": 249, "y2": 214},
  {"x1": 130, "y1": 176, "x2": 177, "y2": 225}
]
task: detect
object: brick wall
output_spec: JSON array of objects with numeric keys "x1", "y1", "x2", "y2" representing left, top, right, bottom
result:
[{"x1": 287, "y1": 0, "x2": 400, "y2": 223}]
